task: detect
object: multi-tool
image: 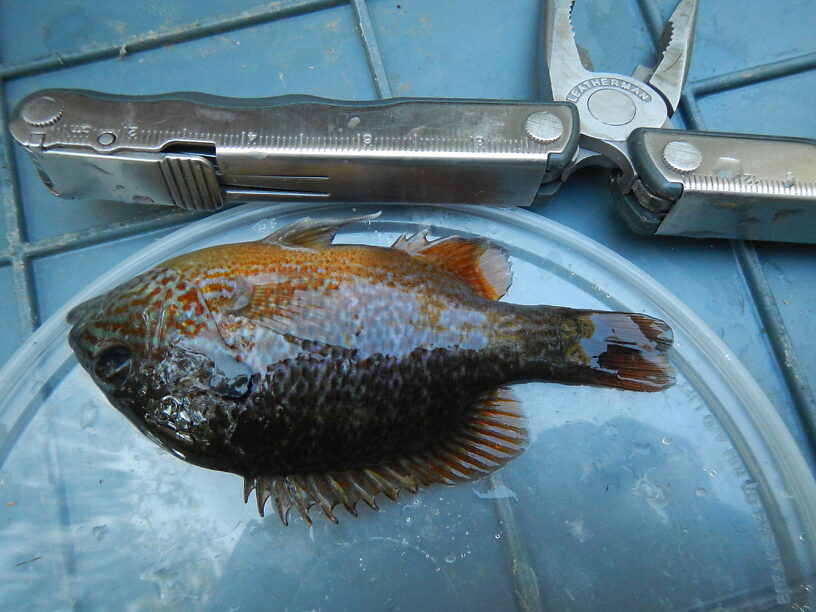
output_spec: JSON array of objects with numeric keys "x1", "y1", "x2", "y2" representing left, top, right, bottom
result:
[{"x1": 8, "y1": 0, "x2": 816, "y2": 243}]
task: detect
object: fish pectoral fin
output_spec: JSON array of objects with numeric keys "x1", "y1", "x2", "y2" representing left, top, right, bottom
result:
[
  {"x1": 235, "y1": 282, "x2": 337, "y2": 341},
  {"x1": 260, "y1": 212, "x2": 381, "y2": 248},
  {"x1": 245, "y1": 387, "x2": 528, "y2": 525},
  {"x1": 391, "y1": 232, "x2": 512, "y2": 300}
]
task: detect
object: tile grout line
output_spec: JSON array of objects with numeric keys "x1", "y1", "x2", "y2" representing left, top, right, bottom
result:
[
  {"x1": 637, "y1": 0, "x2": 816, "y2": 454},
  {"x1": 690, "y1": 52, "x2": 816, "y2": 97},
  {"x1": 0, "y1": 75, "x2": 39, "y2": 333},
  {"x1": 350, "y1": 0, "x2": 394, "y2": 98},
  {"x1": 733, "y1": 241, "x2": 816, "y2": 447},
  {"x1": 3, "y1": 210, "x2": 207, "y2": 260},
  {"x1": 0, "y1": 0, "x2": 349, "y2": 79}
]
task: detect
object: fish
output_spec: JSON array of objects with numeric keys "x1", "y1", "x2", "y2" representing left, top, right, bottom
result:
[{"x1": 67, "y1": 212, "x2": 674, "y2": 525}]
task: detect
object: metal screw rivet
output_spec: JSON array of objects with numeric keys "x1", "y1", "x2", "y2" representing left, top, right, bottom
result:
[
  {"x1": 525, "y1": 111, "x2": 564, "y2": 144},
  {"x1": 97, "y1": 132, "x2": 116, "y2": 146},
  {"x1": 21, "y1": 95, "x2": 63, "y2": 127},
  {"x1": 587, "y1": 89, "x2": 637, "y2": 126},
  {"x1": 662, "y1": 140, "x2": 703, "y2": 174}
]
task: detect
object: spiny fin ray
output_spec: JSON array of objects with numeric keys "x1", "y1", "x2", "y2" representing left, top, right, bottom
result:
[
  {"x1": 244, "y1": 387, "x2": 528, "y2": 525},
  {"x1": 260, "y1": 212, "x2": 381, "y2": 248}
]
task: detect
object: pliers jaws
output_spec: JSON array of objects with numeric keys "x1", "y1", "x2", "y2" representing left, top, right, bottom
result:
[{"x1": 541, "y1": 0, "x2": 698, "y2": 181}]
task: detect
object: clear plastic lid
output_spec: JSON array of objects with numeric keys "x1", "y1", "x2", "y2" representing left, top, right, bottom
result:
[{"x1": 1, "y1": 203, "x2": 814, "y2": 610}]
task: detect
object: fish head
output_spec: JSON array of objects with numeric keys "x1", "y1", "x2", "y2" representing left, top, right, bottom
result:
[{"x1": 67, "y1": 267, "x2": 252, "y2": 468}]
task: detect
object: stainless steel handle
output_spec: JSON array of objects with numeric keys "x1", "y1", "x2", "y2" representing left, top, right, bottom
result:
[
  {"x1": 10, "y1": 90, "x2": 578, "y2": 210},
  {"x1": 616, "y1": 128, "x2": 816, "y2": 244}
]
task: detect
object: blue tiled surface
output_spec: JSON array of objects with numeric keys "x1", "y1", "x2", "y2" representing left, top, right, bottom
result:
[
  {"x1": 0, "y1": 1, "x2": 815, "y2": 607},
  {"x1": 0, "y1": 266, "x2": 23, "y2": 363},
  {"x1": 0, "y1": 1, "x2": 276, "y2": 65},
  {"x1": 0, "y1": 199, "x2": 7, "y2": 251},
  {"x1": 697, "y1": 70, "x2": 816, "y2": 138},
  {"x1": 370, "y1": 0, "x2": 542, "y2": 98},
  {"x1": 692, "y1": 0, "x2": 816, "y2": 78}
]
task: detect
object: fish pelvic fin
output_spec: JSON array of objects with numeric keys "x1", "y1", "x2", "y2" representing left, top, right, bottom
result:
[
  {"x1": 245, "y1": 387, "x2": 528, "y2": 525},
  {"x1": 391, "y1": 231, "x2": 512, "y2": 300},
  {"x1": 260, "y1": 212, "x2": 381, "y2": 249},
  {"x1": 570, "y1": 311, "x2": 674, "y2": 392}
]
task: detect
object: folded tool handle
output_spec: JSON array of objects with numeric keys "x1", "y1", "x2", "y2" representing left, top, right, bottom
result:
[
  {"x1": 10, "y1": 89, "x2": 578, "y2": 210},
  {"x1": 616, "y1": 128, "x2": 816, "y2": 244}
]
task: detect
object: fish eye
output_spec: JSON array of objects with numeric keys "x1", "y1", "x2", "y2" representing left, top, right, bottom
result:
[{"x1": 93, "y1": 344, "x2": 132, "y2": 390}]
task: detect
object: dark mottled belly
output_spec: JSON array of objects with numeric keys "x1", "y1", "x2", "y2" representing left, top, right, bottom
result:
[{"x1": 225, "y1": 343, "x2": 511, "y2": 477}]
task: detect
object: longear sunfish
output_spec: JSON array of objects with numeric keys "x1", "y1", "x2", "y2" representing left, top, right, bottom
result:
[{"x1": 67, "y1": 213, "x2": 674, "y2": 525}]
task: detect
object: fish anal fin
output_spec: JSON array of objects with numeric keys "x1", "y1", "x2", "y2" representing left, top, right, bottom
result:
[
  {"x1": 392, "y1": 232, "x2": 512, "y2": 300},
  {"x1": 260, "y1": 212, "x2": 381, "y2": 248},
  {"x1": 244, "y1": 387, "x2": 528, "y2": 525}
]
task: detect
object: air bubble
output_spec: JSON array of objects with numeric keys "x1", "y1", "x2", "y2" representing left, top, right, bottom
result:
[
  {"x1": 444, "y1": 554, "x2": 456, "y2": 564},
  {"x1": 694, "y1": 488, "x2": 706, "y2": 497},
  {"x1": 661, "y1": 436, "x2": 673, "y2": 445},
  {"x1": 495, "y1": 533, "x2": 502, "y2": 540}
]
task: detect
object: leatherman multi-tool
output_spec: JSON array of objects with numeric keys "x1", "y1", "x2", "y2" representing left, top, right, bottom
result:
[{"x1": 9, "y1": 0, "x2": 816, "y2": 243}]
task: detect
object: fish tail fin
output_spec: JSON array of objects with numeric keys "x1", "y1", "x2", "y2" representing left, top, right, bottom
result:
[
  {"x1": 581, "y1": 312, "x2": 674, "y2": 391},
  {"x1": 572, "y1": 311, "x2": 674, "y2": 392}
]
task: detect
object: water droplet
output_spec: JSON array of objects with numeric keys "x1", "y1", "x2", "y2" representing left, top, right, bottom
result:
[
  {"x1": 694, "y1": 488, "x2": 706, "y2": 497},
  {"x1": 80, "y1": 401, "x2": 98, "y2": 430},
  {"x1": 661, "y1": 436, "x2": 673, "y2": 445},
  {"x1": 444, "y1": 554, "x2": 456, "y2": 564},
  {"x1": 92, "y1": 525, "x2": 109, "y2": 541}
]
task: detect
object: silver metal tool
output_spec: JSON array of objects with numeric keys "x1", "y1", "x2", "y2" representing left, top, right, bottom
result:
[
  {"x1": 541, "y1": 0, "x2": 816, "y2": 243},
  {"x1": 7, "y1": 0, "x2": 816, "y2": 243},
  {"x1": 9, "y1": 91, "x2": 577, "y2": 210}
]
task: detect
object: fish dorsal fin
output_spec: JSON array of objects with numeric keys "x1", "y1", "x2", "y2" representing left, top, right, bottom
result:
[
  {"x1": 261, "y1": 212, "x2": 381, "y2": 248},
  {"x1": 391, "y1": 231, "x2": 512, "y2": 300},
  {"x1": 244, "y1": 387, "x2": 528, "y2": 524}
]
